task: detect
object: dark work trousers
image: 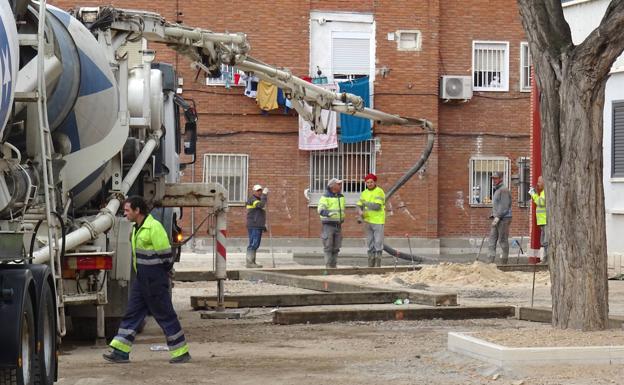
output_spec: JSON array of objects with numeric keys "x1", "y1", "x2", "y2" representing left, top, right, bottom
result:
[
  {"x1": 112, "y1": 265, "x2": 186, "y2": 354},
  {"x1": 487, "y1": 217, "x2": 512, "y2": 264},
  {"x1": 247, "y1": 227, "x2": 264, "y2": 251}
]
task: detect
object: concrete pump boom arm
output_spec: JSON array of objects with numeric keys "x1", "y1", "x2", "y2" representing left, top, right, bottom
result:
[{"x1": 75, "y1": 6, "x2": 432, "y2": 132}]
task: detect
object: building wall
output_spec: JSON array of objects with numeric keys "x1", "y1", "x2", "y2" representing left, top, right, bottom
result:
[
  {"x1": 52, "y1": 0, "x2": 531, "y2": 242},
  {"x1": 562, "y1": 0, "x2": 624, "y2": 264}
]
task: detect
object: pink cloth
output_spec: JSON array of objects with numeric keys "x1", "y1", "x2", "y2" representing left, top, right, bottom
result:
[{"x1": 298, "y1": 84, "x2": 338, "y2": 151}]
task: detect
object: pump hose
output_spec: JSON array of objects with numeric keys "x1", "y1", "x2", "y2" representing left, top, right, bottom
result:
[{"x1": 382, "y1": 121, "x2": 436, "y2": 263}]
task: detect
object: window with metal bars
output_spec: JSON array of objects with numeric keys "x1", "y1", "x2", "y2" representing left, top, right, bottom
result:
[
  {"x1": 309, "y1": 139, "x2": 378, "y2": 205},
  {"x1": 205, "y1": 63, "x2": 246, "y2": 87},
  {"x1": 469, "y1": 157, "x2": 511, "y2": 206},
  {"x1": 203, "y1": 154, "x2": 248, "y2": 204},
  {"x1": 520, "y1": 42, "x2": 532, "y2": 92},
  {"x1": 472, "y1": 41, "x2": 509, "y2": 91}
]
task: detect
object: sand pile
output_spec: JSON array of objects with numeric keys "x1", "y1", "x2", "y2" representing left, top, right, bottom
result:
[{"x1": 383, "y1": 262, "x2": 550, "y2": 288}]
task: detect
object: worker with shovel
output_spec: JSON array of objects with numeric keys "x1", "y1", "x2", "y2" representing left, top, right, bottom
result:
[
  {"x1": 357, "y1": 173, "x2": 386, "y2": 267},
  {"x1": 488, "y1": 171, "x2": 512, "y2": 264},
  {"x1": 529, "y1": 176, "x2": 548, "y2": 264}
]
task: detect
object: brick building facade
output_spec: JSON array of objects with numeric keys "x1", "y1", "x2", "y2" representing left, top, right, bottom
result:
[{"x1": 54, "y1": 0, "x2": 532, "y2": 247}]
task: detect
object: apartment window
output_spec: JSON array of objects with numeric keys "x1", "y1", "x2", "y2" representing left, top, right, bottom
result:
[
  {"x1": 613, "y1": 101, "x2": 624, "y2": 177},
  {"x1": 520, "y1": 42, "x2": 532, "y2": 92},
  {"x1": 472, "y1": 41, "x2": 509, "y2": 91},
  {"x1": 331, "y1": 31, "x2": 373, "y2": 80},
  {"x1": 205, "y1": 64, "x2": 245, "y2": 87},
  {"x1": 203, "y1": 154, "x2": 248, "y2": 204},
  {"x1": 309, "y1": 138, "x2": 378, "y2": 205},
  {"x1": 469, "y1": 157, "x2": 511, "y2": 206}
]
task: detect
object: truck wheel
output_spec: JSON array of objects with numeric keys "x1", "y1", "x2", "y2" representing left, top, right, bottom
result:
[
  {"x1": 0, "y1": 293, "x2": 37, "y2": 385},
  {"x1": 34, "y1": 284, "x2": 56, "y2": 385}
]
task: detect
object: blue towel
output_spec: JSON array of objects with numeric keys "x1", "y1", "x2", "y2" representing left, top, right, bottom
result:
[{"x1": 338, "y1": 76, "x2": 372, "y2": 143}]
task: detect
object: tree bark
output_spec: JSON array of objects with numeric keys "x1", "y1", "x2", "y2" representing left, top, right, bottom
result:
[{"x1": 517, "y1": 0, "x2": 624, "y2": 330}]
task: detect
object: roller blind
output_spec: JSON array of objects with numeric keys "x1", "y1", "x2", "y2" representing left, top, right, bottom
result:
[{"x1": 613, "y1": 101, "x2": 624, "y2": 177}]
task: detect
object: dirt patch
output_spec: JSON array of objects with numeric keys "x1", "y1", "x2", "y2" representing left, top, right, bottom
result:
[
  {"x1": 473, "y1": 326, "x2": 624, "y2": 348},
  {"x1": 317, "y1": 262, "x2": 550, "y2": 288}
]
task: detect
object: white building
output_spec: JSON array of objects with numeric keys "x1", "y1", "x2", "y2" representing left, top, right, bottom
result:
[{"x1": 563, "y1": 0, "x2": 624, "y2": 274}]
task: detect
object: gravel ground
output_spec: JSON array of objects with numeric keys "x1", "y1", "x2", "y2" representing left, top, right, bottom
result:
[{"x1": 56, "y1": 259, "x2": 624, "y2": 385}]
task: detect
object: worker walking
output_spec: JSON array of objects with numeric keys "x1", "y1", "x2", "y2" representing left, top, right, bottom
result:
[
  {"x1": 246, "y1": 184, "x2": 269, "y2": 268},
  {"x1": 318, "y1": 178, "x2": 345, "y2": 268},
  {"x1": 529, "y1": 176, "x2": 548, "y2": 264},
  {"x1": 487, "y1": 171, "x2": 512, "y2": 264},
  {"x1": 104, "y1": 196, "x2": 190, "y2": 364},
  {"x1": 357, "y1": 173, "x2": 386, "y2": 267}
]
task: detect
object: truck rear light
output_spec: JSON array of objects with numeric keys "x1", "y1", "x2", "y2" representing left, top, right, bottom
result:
[
  {"x1": 63, "y1": 255, "x2": 113, "y2": 270},
  {"x1": 176, "y1": 232, "x2": 183, "y2": 242}
]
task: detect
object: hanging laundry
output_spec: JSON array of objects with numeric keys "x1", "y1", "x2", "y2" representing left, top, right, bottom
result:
[
  {"x1": 277, "y1": 89, "x2": 290, "y2": 114},
  {"x1": 242, "y1": 75, "x2": 258, "y2": 98},
  {"x1": 338, "y1": 76, "x2": 372, "y2": 143},
  {"x1": 298, "y1": 83, "x2": 339, "y2": 151},
  {"x1": 256, "y1": 80, "x2": 279, "y2": 111}
]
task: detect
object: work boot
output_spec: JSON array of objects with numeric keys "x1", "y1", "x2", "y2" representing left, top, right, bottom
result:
[
  {"x1": 169, "y1": 352, "x2": 192, "y2": 364},
  {"x1": 367, "y1": 252, "x2": 376, "y2": 267},
  {"x1": 500, "y1": 256, "x2": 509, "y2": 265},
  {"x1": 246, "y1": 250, "x2": 262, "y2": 268},
  {"x1": 103, "y1": 349, "x2": 129, "y2": 364},
  {"x1": 375, "y1": 251, "x2": 382, "y2": 267}
]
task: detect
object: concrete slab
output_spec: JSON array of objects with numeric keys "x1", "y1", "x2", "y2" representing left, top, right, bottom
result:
[
  {"x1": 273, "y1": 305, "x2": 515, "y2": 325},
  {"x1": 448, "y1": 331, "x2": 624, "y2": 368},
  {"x1": 190, "y1": 291, "x2": 410, "y2": 309},
  {"x1": 199, "y1": 309, "x2": 249, "y2": 319}
]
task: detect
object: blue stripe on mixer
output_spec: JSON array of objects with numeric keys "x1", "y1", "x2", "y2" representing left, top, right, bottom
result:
[
  {"x1": 48, "y1": 7, "x2": 72, "y2": 27},
  {"x1": 57, "y1": 111, "x2": 80, "y2": 153},
  {"x1": 77, "y1": 48, "x2": 113, "y2": 97},
  {"x1": 0, "y1": 15, "x2": 14, "y2": 130}
]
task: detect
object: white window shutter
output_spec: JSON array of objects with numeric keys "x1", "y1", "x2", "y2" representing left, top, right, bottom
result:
[{"x1": 332, "y1": 37, "x2": 371, "y2": 75}]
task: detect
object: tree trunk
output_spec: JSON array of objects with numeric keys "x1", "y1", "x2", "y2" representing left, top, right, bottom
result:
[
  {"x1": 516, "y1": 0, "x2": 624, "y2": 330},
  {"x1": 546, "y1": 75, "x2": 609, "y2": 330}
]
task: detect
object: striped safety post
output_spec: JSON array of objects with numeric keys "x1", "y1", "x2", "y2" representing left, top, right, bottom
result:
[{"x1": 215, "y1": 209, "x2": 227, "y2": 310}]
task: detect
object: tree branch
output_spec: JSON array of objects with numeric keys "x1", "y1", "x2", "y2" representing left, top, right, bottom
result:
[{"x1": 574, "y1": 1, "x2": 624, "y2": 85}]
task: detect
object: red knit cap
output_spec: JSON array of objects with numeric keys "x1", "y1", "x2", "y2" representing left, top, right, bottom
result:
[{"x1": 364, "y1": 173, "x2": 377, "y2": 182}]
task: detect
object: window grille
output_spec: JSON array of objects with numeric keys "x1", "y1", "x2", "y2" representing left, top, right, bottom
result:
[
  {"x1": 472, "y1": 41, "x2": 509, "y2": 91},
  {"x1": 309, "y1": 139, "x2": 377, "y2": 204},
  {"x1": 205, "y1": 64, "x2": 245, "y2": 86},
  {"x1": 613, "y1": 101, "x2": 624, "y2": 177},
  {"x1": 520, "y1": 42, "x2": 532, "y2": 92},
  {"x1": 203, "y1": 154, "x2": 248, "y2": 204},
  {"x1": 469, "y1": 157, "x2": 511, "y2": 206}
]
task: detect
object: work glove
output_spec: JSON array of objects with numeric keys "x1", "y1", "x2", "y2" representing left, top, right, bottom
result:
[
  {"x1": 491, "y1": 217, "x2": 500, "y2": 227},
  {"x1": 528, "y1": 187, "x2": 536, "y2": 196},
  {"x1": 319, "y1": 209, "x2": 330, "y2": 217},
  {"x1": 357, "y1": 215, "x2": 363, "y2": 224},
  {"x1": 263, "y1": 187, "x2": 269, "y2": 195}
]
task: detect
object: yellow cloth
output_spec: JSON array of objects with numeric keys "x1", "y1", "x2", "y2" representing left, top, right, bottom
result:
[{"x1": 256, "y1": 80, "x2": 279, "y2": 111}]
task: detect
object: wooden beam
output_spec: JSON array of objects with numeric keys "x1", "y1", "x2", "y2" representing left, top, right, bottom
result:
[
  {"x1": 517, "y1": 306, "x2": 624, "y2": 328},
  {"x1": 237, "y1": 270, "x2": 457, "y2": 306},
  {"x1": 273, "y1": 305, "x2": 515, "y2": 325},
  {"x1": 190, "y1": 291, "x2": 409, "y2": 309}
]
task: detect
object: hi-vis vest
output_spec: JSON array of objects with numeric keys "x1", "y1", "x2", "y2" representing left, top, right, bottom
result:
[
  {"x1": 530, "y1": 189, "x2": 547, "y2": 226},
  {"x1": 357, "y1": 186, "x2": 386, "y2": 225},
  {"x1": 131, "y1": 214, "x2": 172, "y2": 271},
  {"x1": 318, "y1": 194, "x2": 345, "y2": 223}
]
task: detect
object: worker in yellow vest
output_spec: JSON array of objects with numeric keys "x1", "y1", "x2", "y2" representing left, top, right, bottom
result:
[
  {"x1": 529, "y1": 176, "x2": 548, "y2": 264},
  {"x1": 357, "y1": 173, "x2": 386, "y2": 267}
]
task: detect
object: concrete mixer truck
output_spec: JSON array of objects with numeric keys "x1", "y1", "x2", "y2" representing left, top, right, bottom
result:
[{"x1": 0, "y1": 1, "x2": 433, "y2": 384}]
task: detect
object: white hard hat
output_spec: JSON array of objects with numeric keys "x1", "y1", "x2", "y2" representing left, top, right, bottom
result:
[{"x1": 253, "y1": 184, "x2": 263, "y2": 191}]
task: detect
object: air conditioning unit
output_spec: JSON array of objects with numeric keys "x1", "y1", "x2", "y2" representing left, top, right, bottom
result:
[{"x1": 440, "y1": 75, "x2": 473, "y2": 100}]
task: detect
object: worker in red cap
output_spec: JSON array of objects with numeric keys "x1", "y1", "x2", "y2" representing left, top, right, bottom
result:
[{"x1": 357, "y1": 173, "x2": 386, "y2": 267}]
